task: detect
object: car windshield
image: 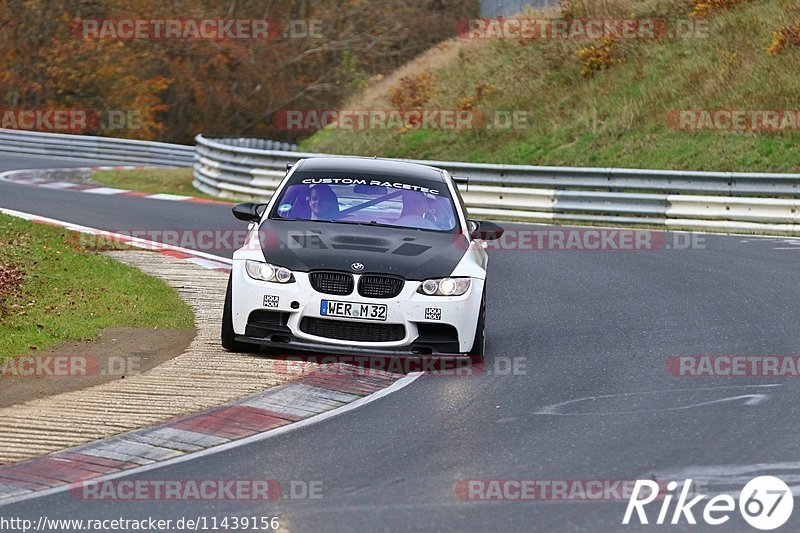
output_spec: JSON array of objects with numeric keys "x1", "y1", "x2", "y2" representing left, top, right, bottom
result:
[{"x1": 270, "y1": 173, "x2": 459, "y2": 232}]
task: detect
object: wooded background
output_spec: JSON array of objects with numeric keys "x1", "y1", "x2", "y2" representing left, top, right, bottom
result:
[{"x1": 0, "y1": 0, "x2": 478, "y2": 142}]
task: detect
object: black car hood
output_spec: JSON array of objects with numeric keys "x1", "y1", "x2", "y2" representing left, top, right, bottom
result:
[{"x1": 258, "y1": 219, "x2": 469, "y2": 280}]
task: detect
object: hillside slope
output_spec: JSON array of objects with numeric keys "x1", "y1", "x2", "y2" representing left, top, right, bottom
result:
[{"x1": 301, "y1": 0, "x2": 800, "y2": 172}]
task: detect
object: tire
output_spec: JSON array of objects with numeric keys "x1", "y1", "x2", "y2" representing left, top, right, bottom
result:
[
  {"x1": 468, "y1": 289, "x2": 486, "y2": 364},
  {"x1": 221, "y1": 274, "x2": 259, "y2": 353}
]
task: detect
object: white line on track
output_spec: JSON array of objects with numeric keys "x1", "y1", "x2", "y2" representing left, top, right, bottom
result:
[
  {"x1": 38, "y1": 182, "x2": 78, "y2": 189},
  {"x1": 0, "y1": 207, "x2": 232, "y2": 267},
  {"x1": 82, "y1": 187, "x2": 129, "y2": 195},
  {"x1": 0, "y1": 372, "x2": 423, "y2": 507},
  {"x1": 145, "y1": 193, "x2": 193, "y2": 201},
  {"x1": 0, "y1": 203, "x2": 424, "y2": 508}
]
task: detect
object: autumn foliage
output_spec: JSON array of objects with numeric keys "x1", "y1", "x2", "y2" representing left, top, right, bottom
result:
[
  {"x1": 690, "y1": 0, "x2": 749, "y2": 18},
  {"x1": 767, "y1": 26, "x2": 800, "y2": 56},
  {"x1": 389, "y1": 73, "x2": 437, "y2": 111},
  {"x1": 0, "y1": 0, "x2": 477, "y2": 142},
  {"x1": 575, "y1": 38, "x2": 623, "y2": 77}
]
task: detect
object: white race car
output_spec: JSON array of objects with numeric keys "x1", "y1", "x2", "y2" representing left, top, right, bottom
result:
[{"x1": 222, "y1": 157, "x2": 503, "y2": 362}]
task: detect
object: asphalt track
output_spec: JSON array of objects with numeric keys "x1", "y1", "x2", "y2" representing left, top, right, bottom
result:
[{"x1": 1, "y1": 153, "x2": 799, "y2": 532}]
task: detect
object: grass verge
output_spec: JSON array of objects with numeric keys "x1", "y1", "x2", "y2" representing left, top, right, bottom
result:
[
  {"x1": 301, "y1": 0, "x2": 800, "y2": 173},
  {"x1": 0, "y1": 214, "x2": 194, "y2": 359},
  {"x1": 91, "y1": 168, "x2": 221, "y2": 200}
]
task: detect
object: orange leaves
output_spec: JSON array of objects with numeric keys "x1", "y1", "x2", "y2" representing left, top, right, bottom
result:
[
  {"x1": 0, "y1": 0, "x2": 479, "y2": 142},
  {"x1": 575, "y1": 38, "x2": 622, "y2": 77},
  {"x1": 690, "y1": 0, "x2": 748, "y2": 18},
  {"x1": 34, "y1": 38, "x2": 174, "y2": 139},
  {"x1": 389, "y1": 72, "x2": 437, "y2": 111},
  {"x1": 767, "y1": 26, "x2": 800, "y2": 56},
  {"x1": 458, "y1": 81, "x2": 496, "y2": 113}
]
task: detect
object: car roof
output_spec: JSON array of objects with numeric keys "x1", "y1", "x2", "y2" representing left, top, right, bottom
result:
[{"x1": 295, "y1": 156, "x2": 446, "y2": 183}]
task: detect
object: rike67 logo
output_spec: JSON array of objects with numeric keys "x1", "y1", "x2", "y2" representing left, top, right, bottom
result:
[{"x1": 623, "y1": 476, "x2": 793, "y2": 530}]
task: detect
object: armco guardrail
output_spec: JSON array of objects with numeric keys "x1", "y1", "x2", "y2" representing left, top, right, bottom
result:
[
  {"x1": 194, "y1": 134, "x2": 800, "y2": 235},
  {"x1": 0, "y1": 129, "x2": 194, "y2": 166}
]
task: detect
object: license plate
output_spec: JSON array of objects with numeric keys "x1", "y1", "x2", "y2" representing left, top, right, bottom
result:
[{"x1": 320, "y1": 300, "x2": 387, "y2": 321}]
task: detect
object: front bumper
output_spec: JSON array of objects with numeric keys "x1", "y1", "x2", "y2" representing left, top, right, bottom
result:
[
  {"x1": 233, "y1": 334, "x2": 466, "y2": 357},
  {"x1": 231, "y1": 262, "x2": 484, "y2": 355}
]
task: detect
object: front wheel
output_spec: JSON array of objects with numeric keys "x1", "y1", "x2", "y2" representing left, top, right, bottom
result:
[
  {"x1": 221, "y1": 274, "x2": 259, "y2": 353},
  {"x1": 468, "y1": 289, "x2": 486, "y2": 364}
]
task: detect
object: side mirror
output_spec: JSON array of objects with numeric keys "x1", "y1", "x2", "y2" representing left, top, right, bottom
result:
[
  {"x1": 232, "y1": 203, "x2": 265, "y2": 223},
  {"x1": 469, "y1": 220, "x2": 504, "y2": 241}
]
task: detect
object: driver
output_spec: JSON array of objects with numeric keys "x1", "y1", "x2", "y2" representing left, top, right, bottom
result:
[
  {"x1": 395, "y1": 190, "x2": 438, "y2": 229},
  {"x1": 308, "y1": 184, "x2": 340, "y2": 220}
]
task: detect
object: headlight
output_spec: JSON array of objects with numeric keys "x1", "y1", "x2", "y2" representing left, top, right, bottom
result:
[
  {"x1": 417, "y1": 277, "x2": 470, "y2": 296},
  {"x1": 245, "y1": 260, "x2": 295, "y2": 283}
]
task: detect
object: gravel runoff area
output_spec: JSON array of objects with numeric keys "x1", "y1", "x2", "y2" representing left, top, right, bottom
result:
[{"x1": 0, "y1": 251, "x2": 308, "y2": 465}]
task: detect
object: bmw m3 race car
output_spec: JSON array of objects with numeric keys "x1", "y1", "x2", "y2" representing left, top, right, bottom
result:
[{"x1": 221, "y1": 157, "x2": 503, "y2": 362}]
